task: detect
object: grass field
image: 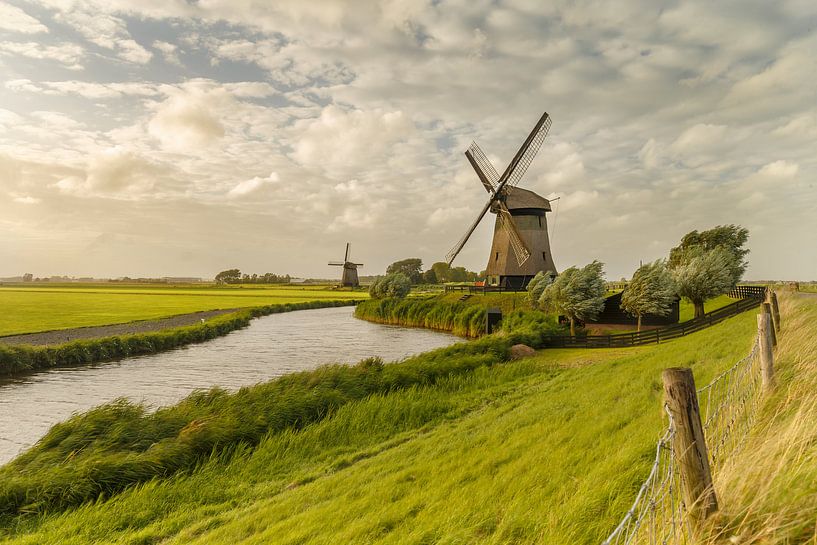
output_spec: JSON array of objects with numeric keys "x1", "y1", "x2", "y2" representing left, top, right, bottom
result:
[
  {"x1": 0, "y1": 284, "x2": 364, "y2": 336},
  {"x1": 0, "y1": 300, "x2": 778, "y2": 544}
]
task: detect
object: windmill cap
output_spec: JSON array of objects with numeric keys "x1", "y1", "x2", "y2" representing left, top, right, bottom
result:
[{"x1": 504, "y1": 187, "x2": 551, "y2": 211}]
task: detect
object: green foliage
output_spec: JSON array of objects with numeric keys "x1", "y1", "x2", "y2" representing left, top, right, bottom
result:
[
  {"x1": 428, "y1": 262, "x2": 479, "y2": 283},
  {"x1": 671, "y1": 246, "x2": 735, "y2": 318},
  {"x1": 368, "y1": 273, "x2": 412, "y2": 299},
  {"x1": 621, "y1": 260, "x2": 676, "y2": 329},
  {"x1": 0, "y1": 300, "x2": 358, "y2": 377},
  {"x1": 668, "y1": 224, "x2": 749, "y2": 285},
  {"x1": 214, "y1": 269, "x2": 241, "y2": 284},
  {"x1": 422, "y1": 269, "x2": 437, "y2": 284},
  {"x1": 539, "y1": 261, "x2": 606, "y2": 334},
  {"x1": 386, "y1": 259, "x2": 423, "y2": 284},
  {"x1": 526, "y1": 271, "x2": 553, "y2": 307}
]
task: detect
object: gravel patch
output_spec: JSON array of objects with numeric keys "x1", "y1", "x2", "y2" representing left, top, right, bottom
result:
[{"x1": 0, "y1": 309, "x2": 240, "y2": 347}]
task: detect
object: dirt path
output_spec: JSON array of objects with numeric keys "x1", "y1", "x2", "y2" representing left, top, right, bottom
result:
[{"x1": 0, "y1": 309, "x2": 240, "y2": 347}]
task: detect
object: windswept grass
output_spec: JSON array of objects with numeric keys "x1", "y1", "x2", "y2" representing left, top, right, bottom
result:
[
  {"x1": 697, "y1": 292, "x2": 817, "y2": 544},
  {"x1": 0, "y1": 300, "x2": 358, "y2": 377},
  {"x1": 0, "y1": 303, "x2": 763, "y2": 544}
]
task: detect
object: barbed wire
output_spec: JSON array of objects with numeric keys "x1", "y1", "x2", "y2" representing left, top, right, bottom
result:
[{"x1": 601, "y1": 336, "x2": 762, "y2": 545}]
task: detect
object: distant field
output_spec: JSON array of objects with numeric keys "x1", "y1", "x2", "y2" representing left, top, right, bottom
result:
[{"x1": 0, "y1": 284, "x2": 364, "y2": 336}]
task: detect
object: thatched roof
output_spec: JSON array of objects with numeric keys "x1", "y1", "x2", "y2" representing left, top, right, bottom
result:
[{"x1": 503, "y1": 187, "x2": 551, "y2": 211}]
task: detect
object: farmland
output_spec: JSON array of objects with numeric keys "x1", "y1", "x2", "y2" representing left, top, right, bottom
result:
[
  {"x1": 0, "y1": 284, "x2": 363, "y2": 336},
  {"x1": 3, "y1": 294, "x2": 809, "y2": 544}
]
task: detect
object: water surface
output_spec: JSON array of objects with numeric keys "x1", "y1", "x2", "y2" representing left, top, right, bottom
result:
[{"x1": 0, "y1": 306, "x2": 461, "y2": 464}]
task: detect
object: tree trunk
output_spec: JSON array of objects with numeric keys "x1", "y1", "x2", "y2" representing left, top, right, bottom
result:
[
  {"x1": 694, "y1": 300, "x2": 705, "y2": 319},
  {"x1": 569, "y1": 316, "x2": 576, "y2": 336},
  {"x1": 637, "y1": 313, "x2": 642, "y2": 332}
]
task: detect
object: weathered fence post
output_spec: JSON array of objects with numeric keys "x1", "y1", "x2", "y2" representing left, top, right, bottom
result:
[
  {"x1": 762, "y1": 302, "x2": 777, "y2": 347},
  {"x1": 757, "y1": 312, "x2": 775, "y2": 392},
  {"x1": 662, "y1": 368, "x2": 718, "y2": 526},
  {"x1": 770, "y1": 292, "x2": 781, "y2": 332}
]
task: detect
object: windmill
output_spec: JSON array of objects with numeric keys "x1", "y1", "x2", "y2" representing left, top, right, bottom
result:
[
  {"x1": 328, "y1": 242, "x2": 363, "y2": 287},
  {"x1": 445, "y1": 111, "x2": 557, "y2": 289}
]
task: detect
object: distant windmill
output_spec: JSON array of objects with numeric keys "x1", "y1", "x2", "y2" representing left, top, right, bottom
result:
[
  {"x1": 445, "y1": 111, "x2": 557, "y2": 289},
  {"x1": 329, "y1": 243, "x2": 363, "y2": 287}
]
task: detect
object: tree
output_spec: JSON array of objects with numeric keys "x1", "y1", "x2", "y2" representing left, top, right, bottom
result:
[
  {"x1": 422, "y1": 269, "x2": 437, "y2": 284},
  {"x1": 215, "y1": 269, "x2": 241, "y2": 284},
  {"x1": 526, "y1": 271, "x2": 553, "y2": 307},
  {"x1": 431, "y1": 262, "x2": 451, "y2": 283},
  {"x1": 669, "y1": 225, "x2": 748, "y2": 286},
  {"x1": 386, "y1": 258, "x2": 423, "y2": 284},
  {"x1": 22, "y1": 273, "x2": 33, "y2": 282},
  {"x1": 621, "y1": 260, "x2": 677, "y2": 331},
  {"x1": 671, "y1": 246, "x2": 734, "y2": 319},
  {"x1": 369, "y1": 273, "x2": 412, "y2": 299},
  {"x1": 538, "y1": 261, "x2": 606, "y2": 336}
]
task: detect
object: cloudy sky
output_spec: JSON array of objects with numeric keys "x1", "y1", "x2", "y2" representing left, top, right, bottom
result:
[{"x1": 0, "y1": 0, "x2": 815, "y2": 280}]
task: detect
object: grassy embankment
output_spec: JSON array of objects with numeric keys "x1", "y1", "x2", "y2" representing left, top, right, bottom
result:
[
  {"x1": 0, "y1": 299, "x2": 782, "y2": 544},
  {"x1": 0, "y1": 298, "x2": 360, "y2": 377},
  {"x1": 355, "y1": 292, "x2": 737, "y2": 337},
  {"x1": 0, "y1": 284, "x2": 363, "y2": 336}
]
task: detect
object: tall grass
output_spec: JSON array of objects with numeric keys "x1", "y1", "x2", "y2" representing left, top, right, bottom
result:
[
  {"x1": 0, "y1": 300, "x2": 358, "y2": 377},
  {"x1": 698, "y1": 292, "x2": 817, "y2": 544},
  {"x1": 0, "y1": 329, "x2": 548, "y2": 519}
]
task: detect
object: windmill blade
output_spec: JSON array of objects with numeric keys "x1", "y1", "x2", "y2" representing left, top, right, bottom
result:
[
  {"x1": 445, "y1": 196, "x2": 494, "y2": 265},
  {"x1": 497, "y1": 202, "x2": 531, "y2": 266},
  {"x1": 465, "y1": 142, "x2": 500, "y2": 193},
  {"x1": 328, "y1": 261, "x2": 344, "y2": 266},
  {"x1": 344, "y1": 242, "x2": 351, "y2": 262},
  {"x1": 499, "y1": 112, "x2": 552, "y2": 191}
]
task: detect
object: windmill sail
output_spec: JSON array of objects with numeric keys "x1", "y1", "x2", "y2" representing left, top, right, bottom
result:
[
  {"x1": 465, "y1": 142, "x2": 500, "y2": 193},
  {"x1": 499, "y1": 112, "x2": 551, "y2": 192},
  {"x1": 497, "y1": 202, "x2": 531, "y2": 266}
]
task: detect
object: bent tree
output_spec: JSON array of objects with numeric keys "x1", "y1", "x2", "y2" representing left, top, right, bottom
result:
[
  {"x1": 539, "y1": 261, "x2": 606, "y2": 336},
  {"x1": 621, "y1": 260, "x2": 676, "y2": 331}
]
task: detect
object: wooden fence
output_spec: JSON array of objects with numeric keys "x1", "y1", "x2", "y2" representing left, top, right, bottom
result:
[{"x1": 540, "y1": 287, "x2": 767, "y2": 349}]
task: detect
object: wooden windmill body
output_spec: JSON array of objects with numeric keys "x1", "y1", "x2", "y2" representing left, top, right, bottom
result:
[
  {"x1": 446, "y1": 111, "x2": 557, "y2": 289},
  {"x1": 328, "y1": 243, "x2": 363, "y2": 287}
]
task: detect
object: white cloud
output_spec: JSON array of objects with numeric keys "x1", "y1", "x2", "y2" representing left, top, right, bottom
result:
[
  {"x1": 148, "y1": 88, "x2": 227, "y2": 152},
  {"x1": 153, "y1": 40, "x2": 181, "y2": 66},
  {"x1": 227, "y1": 172, "x2": 279, "y2": 197},
  {"x1": 292, "y1": 106, "x2": 413, "y2": 176},
  {"x1": 0, "y1": 4, "x2": 49, "y2": 34},
  {"x1": 757, "y1": 160, "x2": 799, "y2": 179},
  {"x1": 0, "y1": 41, "x2": 84, "y2": 70},
  {"x1": 12, "y1": 195, "x2": 41, "y2": 204}
]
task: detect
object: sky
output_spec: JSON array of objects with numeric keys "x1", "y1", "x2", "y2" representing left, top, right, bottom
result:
[{"x1": 0, "y1": 0, "x2": 815, "y2": 281}]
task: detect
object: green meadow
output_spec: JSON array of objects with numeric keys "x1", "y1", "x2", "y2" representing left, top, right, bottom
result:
[
  {"x1": 2, "y1": 298, "x2": 789, "y2": 544},
  {"x1": 0, "y1": 284, "x2": 364, "y2": 336}
]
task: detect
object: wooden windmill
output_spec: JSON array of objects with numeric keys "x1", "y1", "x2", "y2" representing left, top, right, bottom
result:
[
  {"x1": 329, "y1": 242, "x2": 363, "y2": 287},
  {"x1": 445, "y1": 111, "x2": 557, "y2": 289}
]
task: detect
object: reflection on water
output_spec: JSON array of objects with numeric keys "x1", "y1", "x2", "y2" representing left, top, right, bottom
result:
[{"x1": 0, "y1": 306, "x2": 461, "y2": 464}]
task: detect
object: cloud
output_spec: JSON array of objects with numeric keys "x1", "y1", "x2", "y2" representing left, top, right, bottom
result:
[
  {"x1": 12, "y1": 195, "x2": 41, "y2": 204},
  {"x1": 292, "y1": 106, "x2": 413, "y2": 176},
  {"x1": 153, "y1": 40, "x2": 181, "y2": 66},
  {"x1": 148, "y1": 88, "x2": 227, "y2": 152},
  {"x1": 757, "y1": 160, "x2": 799, "y2": 179},
  {"x1": 52, "y1": 7, "x2": 152, "y2": 64},
  {"x1": 53, "y1": 148, "x2": 172, "y2": 197},
  {"x1": 227, "y1": 172, "x2": 279, "y2": 197},
  {"x1": 0, "y1": 4, "x2": 49, "y2": 34},
  {"x1": 0, "y1": 41, "x2": 84, "y2": 70}
]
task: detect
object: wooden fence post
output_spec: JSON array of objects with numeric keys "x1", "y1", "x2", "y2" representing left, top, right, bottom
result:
[
  {"x1": 770, "y1": 292, "x2": 781, "y2": 332},
  {"x1": 662, "y1": 368, "x2": 718, "y2": 526},
  {"x1": 757, "y1": 313, "x2": 775, "y2": 392},
  {"x1": 762, "y1": 302, "x2": 777, "y2": 347}
]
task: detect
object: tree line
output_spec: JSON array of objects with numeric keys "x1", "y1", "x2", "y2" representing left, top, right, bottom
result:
[
  {"x1": 528, "y1": 224, "x2": 749, "y2": 334},
  {"x1": 214, "y1": 269, "x2": 292, "y2": 285}
]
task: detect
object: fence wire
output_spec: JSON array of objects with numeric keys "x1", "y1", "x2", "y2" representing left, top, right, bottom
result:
[{"x1": 601, "y1": 337, "x2": 762, "y2": 545}]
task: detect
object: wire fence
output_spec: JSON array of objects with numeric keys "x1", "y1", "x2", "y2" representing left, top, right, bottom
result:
[{"x1": 601, "y1": 336, "x2": 763, "y2": 545}]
